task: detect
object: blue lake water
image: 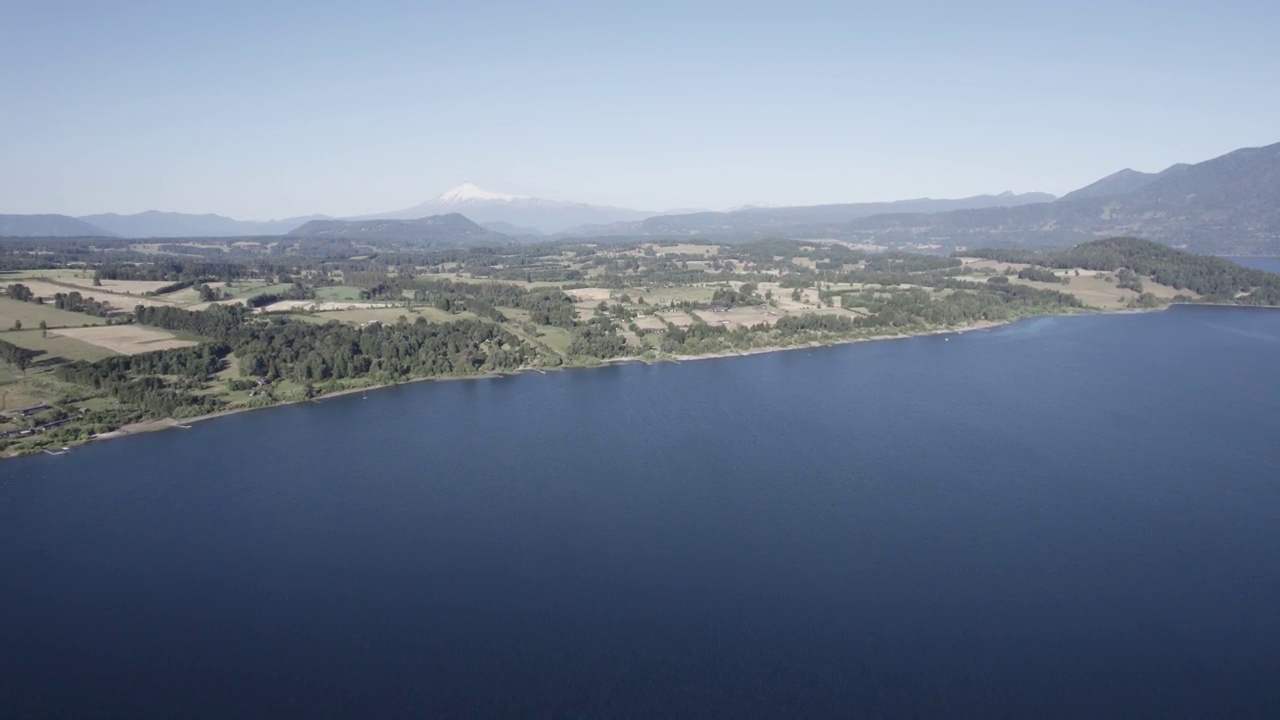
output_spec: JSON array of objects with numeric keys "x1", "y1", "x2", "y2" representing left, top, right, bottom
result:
[
  {"x1": 3, "y1": 305, "x2": 1280, "y2": 718},
  {"x1": 1227, "y1": 256, "x2": 1280, "y2": 273}
]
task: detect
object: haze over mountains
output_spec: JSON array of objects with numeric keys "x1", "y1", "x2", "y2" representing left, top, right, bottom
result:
[
  {"x1": 836, "y1": 141, "x2": 1280, "y2": 254},
  {"x1": 566, "y1": 191, "x2": 1057, "y2": 238},
  {"x1": 1058, "y1": 164, "x2": 1191, "y2": 201},
  {"x1": 287, "y1": 213, "x2": 507, "y2": 245},
  {"x1": 2, "y1": 140, "x2": 1278, "y2": 253},
  {"x1": 0, "y1": 214, "x2": 109, "y2": 238},
  {"x1": 353, "y1": 182, "x2": 656, "y2": 234},
  {"x1": 80, "y1": 211, "x2": 328, "y2": 238}
]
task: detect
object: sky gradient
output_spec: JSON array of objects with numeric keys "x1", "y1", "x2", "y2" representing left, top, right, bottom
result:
[{"x1": 3, "y1": 1, "x2": 1278, "y2": 219}]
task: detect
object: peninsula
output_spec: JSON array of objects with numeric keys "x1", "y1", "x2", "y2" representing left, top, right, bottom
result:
[{"x1": 2, "y1": 235, "x2": 1277, "y2": 457}]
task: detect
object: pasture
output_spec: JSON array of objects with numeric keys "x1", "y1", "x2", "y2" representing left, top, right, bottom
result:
[
  {"x1": 55, "y1": 326, "x2": 198, "y2": 355},
  {"x1": 301, "y1": 306, "x2": 466, "y2": 325},
  {"x1": 3, "y1": 279, "x2": 177, "y2": 309},
  {"x1": 1, "y1": 329, "x2": 119, "y2": 362},
  {"x1": 0, "y1": 298, "x2": 109, "y2": 330},
  {"x1": 314, "y1": 285, "x2": 364, "y2": 302}
]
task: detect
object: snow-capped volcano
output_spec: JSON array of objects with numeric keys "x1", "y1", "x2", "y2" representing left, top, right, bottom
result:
[
  {"x1": 355, "y1": 183, "x2": 655, "y2": 234},
  {"x1": 436, "y1": 182, "x2": 522, "y2": 204}
]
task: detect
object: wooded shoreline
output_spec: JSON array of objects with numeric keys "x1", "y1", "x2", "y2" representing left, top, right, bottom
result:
[{"x1": 20, "y1": 307, "x2": 1185, "y2": 457}]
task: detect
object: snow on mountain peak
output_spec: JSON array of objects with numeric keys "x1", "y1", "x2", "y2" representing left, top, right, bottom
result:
[{"x1": 437, "y1": 182, "x2": 521, "y2": 204}]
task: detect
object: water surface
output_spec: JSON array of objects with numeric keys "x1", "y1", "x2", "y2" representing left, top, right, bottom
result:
[
  {"x1": 3, "y1": 305, "x2": 1280, "y2": 718},
  {"x1": 1226, "y1": 255, "x2": 1280, "y2": 273}
]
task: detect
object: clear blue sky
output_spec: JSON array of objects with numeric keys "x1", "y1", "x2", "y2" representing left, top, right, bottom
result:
[{"x1": 3, "y1": 1, "x2": 1278, "y2": 219}]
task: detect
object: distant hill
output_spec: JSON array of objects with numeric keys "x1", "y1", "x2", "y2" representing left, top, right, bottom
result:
[
  {"x1": 838, "y1": 141, "x2": 1280, "y2": 254},
  {"x1": 358, "y1": 183, "x2": 654, "y2": 234},
  {"x1": 565, "y1": 192, "x2": 1057, "y2": 238},
  {"x1": 0, "y1": 214, "x2": 114, "y2": 237},
  {"x1": 965, "y1": 237, "x2": 1280, "y2": 305},
  {"x1": 287, "y1": 213, "x2": 512, "y2": 246},
  {"x1": 1059, "y1": 164, "x2": 1190, "y2": 202},
  {"x1": 80, "y1": 210, "x2": 323, "y2": 237},
  {"x1": 479, "y1": 220, "x2": 544, "y2": 237}
]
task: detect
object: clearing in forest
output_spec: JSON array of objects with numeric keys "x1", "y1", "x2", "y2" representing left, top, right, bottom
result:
[{"x1": 55, "y1": 326, "x2": 197, "y2": 355}]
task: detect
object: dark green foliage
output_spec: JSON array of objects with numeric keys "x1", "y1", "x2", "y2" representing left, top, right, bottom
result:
[
  {"x1": 6, "y1": 283, "x2": 34, "y2": 302},
  {"x1": 135, "y1": 304, "x2": 250, "y2": 340},
  {"x1": 55, "y1": 344, "x2": 231, "y2": 385},
  {"x1": 410, "y1": 280, "x2": 576, "y2": 328},
  {"x1": 1017, "y1": 266, "x2": 1067, "y2": 284},
  {"x1": 237, "y1": 318, "x2": 529, "y2": 382},
  {"x1": 569, "y1": 317, "x2": 627, "y2": 359},
  {"x1": 195, "y1": 284, "x2": 221, "y2": 302},
  {"x1": 150, "y1": 279, "x2": 199, "y2": 295},
  {"x1": 965, "y1": 238, "x2": 1280, "y2": 303},
  {"x1": 864, "y1": 254, "x2": 962, "y2": 273},
  {"x1": 837, "y1": 282, "x2": 1083, "y2": 329},
  {"x1": 247, "y1": 283, "x2": 314, "y2": 308},
  {"x1": 1115, "y1": 268, "x2": 1144, "y2": 293},
  {"x1": 53, "y1": 344, "x2": 233, "y2": 417},
  {"x1": 52, "y1": 291, "x2": 112, "y2": 317},
  {"x1": 0, "y1": 339, "x2": 37, "y2": 372},
  {"x1": 96, "y1": 260, "x2": 250, "y2": 283},
  {"x1": 710, "y1": 284, "x2": 758, "y2": 308}
]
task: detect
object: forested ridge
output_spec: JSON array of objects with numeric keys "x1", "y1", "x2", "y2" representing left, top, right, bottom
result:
[{"x1": 963, "y1": 238, "x2": 1280, "y2": 304}]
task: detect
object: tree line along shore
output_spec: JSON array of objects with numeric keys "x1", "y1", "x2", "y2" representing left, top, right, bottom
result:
[{"x1": 2, "y1": 235, "x2": 1277, "y2": 457}]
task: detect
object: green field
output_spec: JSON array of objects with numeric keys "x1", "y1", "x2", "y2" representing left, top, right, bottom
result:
[
  {"x1": 311, "y1": 306, "x2": 466, "y2": 325},
  {"x1": 0, "y1": 298, "x2": 109, "y2": 330},
  {"x1": 314, "y1": 285, "x2": 364, "y2": 301},
  {"x1": 1, "y1": 329, "x2": 118, "y2": 363},
  {"x1": 280, "y1": 313, "x2": 335, "y2": 325},
  {"x1": 532, "y1": 326, "x2": 572, "y2": 354},
  {"x1": 224, "y1": 281, "x2": 298, "y2": 300},
  {"x1": 0, "y1": 268, "x2": 95, "y2": 282}
]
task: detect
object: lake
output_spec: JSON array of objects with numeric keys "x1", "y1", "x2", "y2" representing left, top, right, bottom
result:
[
  {"x1": 3, "y1": 305, "x2": 1280, "y2": 718},
  {"x1": 1227, "y1": 256, "x2": 1280, "y2": 274}
]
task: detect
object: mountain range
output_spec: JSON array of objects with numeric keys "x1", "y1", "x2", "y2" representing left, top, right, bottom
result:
[
  {"x1": 0, "y1": 214, "x2": 110, "y2": 238},
  {"x1": 562, "y1": 191, "x2": 1058, "y2": 238},
  {"x1": 352, "y1": 182, "x2": 656, "y2": 234},
  {"x1": 286, "y1": 213, "x2": 508, "y2": 246},
  {"x1": 80, "y1": 211, "x2": 328, "y2": 238},
  {"x1": 833, "y1": 141, "x2": 1280, "y2": 254},
  {"x1": 2, "y1": 140, "x2": 1278, "y2": 253}
]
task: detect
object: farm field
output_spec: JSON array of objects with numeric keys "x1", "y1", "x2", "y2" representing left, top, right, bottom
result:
[
  {"x1": 298, "y1": 306, "x2": 466, "y2": 325},
  {"x1": 0, "y1": 298, "x2": 109, "y2": 330},
  {"x1": 223, "y1": 282, "x2": 298, "y2": 300},
  {"x1": 1, "y1": 329, "x2": 119, "y2": 362},
  {"x1": 649, "y1": 243, "x2": 718, "y2": 256},
  {"x1": 59, "y1": 278, "x2": 175, "y2": 295},
  {"x1": 0, "y1": 269, "x2": 94, "y2": 282},
  {"x1": 314, "y1": 285, "x2": 364, "y2": 301},
  {"x1": 55, "y1": 326, "x2": 198, "y2": 354},
  {"x1": 1, "y1": 279, "x2": 178, "y2": 309},
  {"x1": 953, "y1": 260, "x2": 1200, "y2": 310},
  {"x1": 634, "y1": 285, "x2": 717, "y2": 306}
]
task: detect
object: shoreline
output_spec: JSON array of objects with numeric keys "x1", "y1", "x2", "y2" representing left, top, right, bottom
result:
[{"x1": 11, "y1": 302, "x2": 1275, "y2": 458}]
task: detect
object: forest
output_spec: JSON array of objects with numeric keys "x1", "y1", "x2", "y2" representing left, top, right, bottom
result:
[{"x1": 963, "y1": 238, "x2": 1280, "y2": 304}]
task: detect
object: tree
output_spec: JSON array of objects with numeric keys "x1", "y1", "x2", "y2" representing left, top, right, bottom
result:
[
  {"x1": 0, "y1": 339, "x2": 35, "y2": 373},
  {"x1": 38, "y1": 320, "x2": 47, "y2": 338},
  {"x1": 11, "y1": 320, "x2": 21, "y2": 331}
]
